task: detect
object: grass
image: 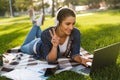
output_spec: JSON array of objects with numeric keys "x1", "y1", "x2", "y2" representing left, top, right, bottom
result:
[
  {"x1": 0, "y1": 9, "x2": 120, "y2": 80},
  {"x1": 76, "y1": 13, "x2": 120, "y2": 53},
  {"x1": 0, "y1": 16, "x2": 29, "y2": 22},
  {"x1": 0, "y1": 23, "x2": 31, "y2": 54}
]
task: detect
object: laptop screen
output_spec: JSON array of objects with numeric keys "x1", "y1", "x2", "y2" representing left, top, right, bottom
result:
[{"x1": 90, "y1": 42, "x2": 120, "y2": 73}]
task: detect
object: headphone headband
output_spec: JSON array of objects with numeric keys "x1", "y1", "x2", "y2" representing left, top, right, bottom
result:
[{"x1": 54, "y1": 7, "x2": 67, "y2": 26}]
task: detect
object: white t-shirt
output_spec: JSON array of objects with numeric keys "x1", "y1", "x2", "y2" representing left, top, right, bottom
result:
[{"x1": 59, "y1": 36, "x2": 69, "y2": 54}]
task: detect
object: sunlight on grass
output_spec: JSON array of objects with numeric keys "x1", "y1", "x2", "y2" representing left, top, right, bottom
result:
[
  {"x1": 76, "y1": 13, "x2": 120, "y2": 26},
  {"x1": 0, "y1": 16, "x2": 29, "y2": 22},
  {"x1": 42, "y1": 17, "x2": 55, "y2": 30}
]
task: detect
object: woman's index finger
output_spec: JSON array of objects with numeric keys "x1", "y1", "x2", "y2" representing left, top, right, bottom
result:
[
  {"x1": 52, "y1": 28, "x2": 56, "y2": 36},
  {"x1": 49, "y1": 30, "x2": 53, "y2": 37}
]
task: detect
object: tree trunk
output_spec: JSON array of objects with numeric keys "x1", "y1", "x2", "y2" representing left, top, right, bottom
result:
[
  {"x1": 52, "y1": 0, "x2": 55, "y2": 17},
  {"x1": 41, "y1": 0, "x2": 45, "y2": 15}
]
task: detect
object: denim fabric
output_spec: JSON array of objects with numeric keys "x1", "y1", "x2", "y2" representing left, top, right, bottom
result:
[
  {"x1": 20, "y1": 25, "x2": 42, "y2": 55},
  {"x1": 41, "y1": 27, "x2": 81, "y2": 61}
]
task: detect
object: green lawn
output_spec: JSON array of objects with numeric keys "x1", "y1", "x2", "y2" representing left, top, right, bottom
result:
[
  {"x1": 0, "y1": 16, "x2": 29, "y2": 22},
  {"x1": 0, "y1": 9, "x2": 120, "y2": 80}
]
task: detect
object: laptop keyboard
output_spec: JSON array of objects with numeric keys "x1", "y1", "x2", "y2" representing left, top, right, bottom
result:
[{"x1": 79, "y1": 67, "x2": 90, "y2": 74}]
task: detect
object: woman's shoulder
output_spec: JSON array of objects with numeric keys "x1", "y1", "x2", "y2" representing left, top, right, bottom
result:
[
  {"x1": 69, "y1": 28, "x2": 80, "y2": 40},
  {"x1": 72, "y1": 27, "x2": 80, "y2": 34}
]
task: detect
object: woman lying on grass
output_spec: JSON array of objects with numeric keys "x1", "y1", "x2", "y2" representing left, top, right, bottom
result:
[{"x1": 20, "y1": 7, "x2": 91, "y2": 67}]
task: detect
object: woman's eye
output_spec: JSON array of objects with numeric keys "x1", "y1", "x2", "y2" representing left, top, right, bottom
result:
[
  {"x1": 73, "y1": 22, "x2": 75, "y2": 25},
  {"x1": 65, "y1": 22, "x2": 75, "y2": 26},
  {"x1": 66, "y1": 23, "x2": 70, "y2": 25}
]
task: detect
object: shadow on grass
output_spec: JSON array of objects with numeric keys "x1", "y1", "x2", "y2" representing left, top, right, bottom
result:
[
  {"x1": 0, "y1": 23, "x2": 31, "y2": 54},
  {"x1": 48, "y1": 70, "x2": 91, "y2": 80},
  {"x1": 76, "y1": 23, "x2": 120, "y2": 53},
  {"x1": 0, "y1": 31, "x2": 25, "y2": 54},
  {"x1": 90, "y1": 64, "x2": 120, "y2": 80},
  {"x1": 0, "y1": 76, "x2": 12, "y2": 80}
]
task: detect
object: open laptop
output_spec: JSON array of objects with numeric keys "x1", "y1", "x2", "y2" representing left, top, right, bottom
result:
[{"x1": 71, "y1": 42, "x2": 120, "y2": 75}]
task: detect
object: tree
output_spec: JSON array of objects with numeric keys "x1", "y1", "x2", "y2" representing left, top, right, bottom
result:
[
  {"x1": 106, "y1": 0, "x2": 120, "y2": 8},
  {"x1": 0, "y1": 0, "x2": 9, "y2": 16},
  {"x1": 74, "y1": 0, "x2": 101, "y2": 9},
  {"x1": 41, "y1": 0, "x2": 45, "y2": 14},
  {"x1": 13, "y1": 0, "x2": 33, "y2": 11},
  {"x1": 64, "y1": 0, "x2": 80, "y2": 6},
  {"x1": 52, "y1": 0, "x2": 55, "y2": 17}
]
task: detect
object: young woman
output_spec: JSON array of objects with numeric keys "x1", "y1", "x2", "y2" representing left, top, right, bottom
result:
[{"x1": 21, "y1": 7, "x2": 91, "y2": 67}]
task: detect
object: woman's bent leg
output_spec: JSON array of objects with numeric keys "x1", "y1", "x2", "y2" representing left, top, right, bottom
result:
[
  {"x1": 22, "y1": 25, "x2": 41, "y2": 46},
  {"x1": 36, "y1": 26, "x2": 42, "y2": 38},
  {"x1": 21, "y1": 39, "x2": 38, "y2": 55},
  {"x1": 21, "y1": 25, "x2": 42, "y2": 54}
]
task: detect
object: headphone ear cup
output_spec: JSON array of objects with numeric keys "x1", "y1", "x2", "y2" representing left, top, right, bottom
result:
[
  {"x1": 55, "y1": 19, "x2": 59, "y2": 26},
  {"x1": 56, "y1": 20, "x2": 59, "y2": 25}
]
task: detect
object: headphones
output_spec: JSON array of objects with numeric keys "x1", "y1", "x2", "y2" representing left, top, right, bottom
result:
[{"x1": 54, "y1": 7, "x2": 67, "y2": 26}]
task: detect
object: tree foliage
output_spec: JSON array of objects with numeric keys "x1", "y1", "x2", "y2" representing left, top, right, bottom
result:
[
  {"x1": 0, "y1": 0, "x2": 9, "y2": 16},
  {"x1": 13, "y1": 0, "x2": 33, "y2": 11},
  {"x1": 64, "y1": 0, "x2": 80, "y2": 6},
  {"x1": 106, "y1": 0, "x2": 120, "y2": 8},
  {"x1": 0, "y1": 0, "x2": 120, "y2": 16}
]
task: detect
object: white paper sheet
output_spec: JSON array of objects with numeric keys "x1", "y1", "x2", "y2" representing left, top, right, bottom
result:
[{"x1": 2, "y1": 69, "x2": 48, "y2": 80}]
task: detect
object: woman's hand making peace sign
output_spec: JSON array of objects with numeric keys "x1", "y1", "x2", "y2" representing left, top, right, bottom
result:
[{"x1": 49, "y1": 28, "x2": 60, "y2": 48}]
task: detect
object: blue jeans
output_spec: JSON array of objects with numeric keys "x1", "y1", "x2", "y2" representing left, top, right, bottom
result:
[{"x1": 21, "y1": 25, "x2": 42, "y2": 55}]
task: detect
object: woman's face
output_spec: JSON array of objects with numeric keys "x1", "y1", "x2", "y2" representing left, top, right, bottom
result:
[{"x1": 59, "y1": 16, "x2": 76, "y2": 36}]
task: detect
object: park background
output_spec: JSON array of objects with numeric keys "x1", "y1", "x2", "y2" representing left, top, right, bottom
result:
[{"x1": 0, "y1": 0, "x2": 120, "y2": 80}]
